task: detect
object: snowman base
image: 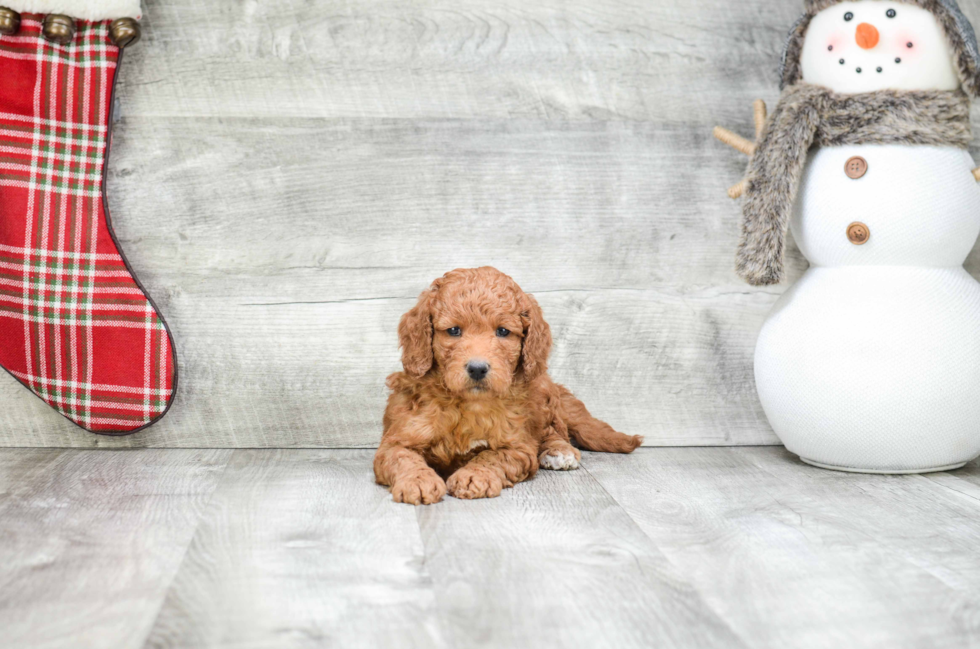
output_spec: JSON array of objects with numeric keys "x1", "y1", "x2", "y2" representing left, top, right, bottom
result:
[
  {"x1": 799, "y1": 457, "x2": 967, "y2": 475},
  {"x1": 756, "y1": 266, "x2": 980, "y2": 475}
]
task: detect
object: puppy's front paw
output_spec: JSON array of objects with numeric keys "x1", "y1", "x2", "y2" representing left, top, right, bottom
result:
[
  {"x1": 447, "y1": 466, "x2": 504, "y2": 500},
  {"x1": 391, "y1": 471, "x2": 446, "y2": 505},
  {"x1": 540, "y1": 451, "x2": 580, "y2": 471},
  {"x1": 539, "y1": 441, "x2": 581, "y2": 471}
]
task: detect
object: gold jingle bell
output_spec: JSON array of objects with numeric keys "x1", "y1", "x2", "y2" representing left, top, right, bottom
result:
[
  {"x1": 109, "y1": 17, "x2": 140, "y2": 48},
  {"x1": 42, "y1": 14, "x2": 75, "y2": 45},
  {"x1": 0, "y1": 6, "x2": 21, "y2": 36}
]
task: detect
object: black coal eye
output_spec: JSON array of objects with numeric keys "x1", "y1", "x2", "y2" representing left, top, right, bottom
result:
[
  {"x1": 844, "y1": 11, "x2": 854, "y2": 21},
  {"x1": 447, "y1": 327, "x2": 461, "y2": 337},
  {"x1": 496, "y1": 328, "x2": 511, "y2": 338},
  {"x1": 886, "y1": 9, "x2": 896, "y2": 18}
]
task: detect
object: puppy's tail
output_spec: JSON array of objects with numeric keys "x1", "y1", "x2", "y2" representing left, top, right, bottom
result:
[{"x1": 558, "y1": 386, "x2": 643, "y2": 454}]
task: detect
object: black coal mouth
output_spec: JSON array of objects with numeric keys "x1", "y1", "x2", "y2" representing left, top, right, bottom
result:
[{"x1": 838, "y1": 57, "x2": 902, "y2": 74}]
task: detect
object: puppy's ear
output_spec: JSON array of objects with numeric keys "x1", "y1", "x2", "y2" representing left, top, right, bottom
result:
[
  {"x1": 398, "y1": 287, "x2": 438, "y2": 378},
  {"x1": 520, "y1": 293, "x2": 552, "y2": 382}
]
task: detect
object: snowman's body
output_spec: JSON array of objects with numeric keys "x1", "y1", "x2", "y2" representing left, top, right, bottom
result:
[
  {"x1": 756, "y1": 144, "x2": 980, "y2": 472},
  {"x1": 750, "y1": 1, "x2": 980, "y2": 472}
]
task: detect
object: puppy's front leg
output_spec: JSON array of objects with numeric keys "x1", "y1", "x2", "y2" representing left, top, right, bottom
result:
[
  {"x1": 374, "y1": 444, "x2": 446, "y2": 505},
  {"x1": 447, "y1": 447, "x2": 537, "y2": 500}
]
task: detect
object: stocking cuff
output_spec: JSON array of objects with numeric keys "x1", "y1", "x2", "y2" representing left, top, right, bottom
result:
[{"x1": 1, "y1": 0, "x2": 141, "y2": 21}]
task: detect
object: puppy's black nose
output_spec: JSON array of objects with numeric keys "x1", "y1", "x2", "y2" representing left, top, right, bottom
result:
[{"x1": 466, "y1": 360, "x2": 490, "y2": 381}]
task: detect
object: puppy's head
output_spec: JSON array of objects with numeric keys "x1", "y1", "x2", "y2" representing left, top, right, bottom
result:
[{"x1": 398, "y1": 267, "x2": 552, "y2": 397}]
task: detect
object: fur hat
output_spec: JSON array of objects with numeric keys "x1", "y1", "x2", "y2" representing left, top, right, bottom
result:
[{"x1": 780, "y1": 0, "x2": 980, "y2": 96}]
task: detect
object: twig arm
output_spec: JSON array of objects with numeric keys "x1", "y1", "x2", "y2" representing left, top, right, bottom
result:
[
  {"x1": 715, "y1": 100, "x2": 766, "y2": 199},
  {"x1": 753, "y1": 100, "x2": 767, "y2": 139},
  {"x1": 713, "y1": 127, "x2": 756, "y2": 156},
  {"x1": 728, "y1": 180, "x2": 747, "y2": 200}
]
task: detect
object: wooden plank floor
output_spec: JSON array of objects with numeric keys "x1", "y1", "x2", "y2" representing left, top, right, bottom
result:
[{"x1": 4, "y1": 448, "x2": 980, "y2": 648}]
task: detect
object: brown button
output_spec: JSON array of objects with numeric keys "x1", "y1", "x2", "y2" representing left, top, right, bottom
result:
[
  {"x1": 847, "y1": 222, "x2": 870, "y2": 245},
  {"x1": 845, "y1": 156, "x2": 868, "y2": 179}
]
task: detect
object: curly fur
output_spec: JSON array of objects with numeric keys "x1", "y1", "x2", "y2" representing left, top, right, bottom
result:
[
  {"x1": 781, "y1": 0, "x2": 980, "y2": 96},
  {"x1": 374, "y1": 267, "x2": 643, "y2": 505},
  {"x1": 738, "y1": 84, "x2": 971, "y2": 285}
]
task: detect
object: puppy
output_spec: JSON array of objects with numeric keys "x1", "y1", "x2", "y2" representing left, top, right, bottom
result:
[{"x1": 374, "y1": 267, "x2": 642, "y2": 505}]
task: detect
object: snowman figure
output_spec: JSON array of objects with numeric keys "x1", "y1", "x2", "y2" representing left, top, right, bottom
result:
[{"x1": 716, "y1": 0, "x2": 980, "y2": 473}]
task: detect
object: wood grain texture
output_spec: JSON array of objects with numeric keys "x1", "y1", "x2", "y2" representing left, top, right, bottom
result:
[
  {"x1": 586, "y1": 447, "x2": 980, "y2": 648},
  {"x1": 9, "y1": 448, "x2": 980, "y2": 647},
  {"x1": 416, "y1": 464, "x2": 745, "y2": 649},
  {"x1": 143, "y1": 450, "x2": 446, "y2": 649},
  {"x1": 0, "y1": 449, "x2": 232, "y2": 649},
  {"x1": 1, "y1": 0, "x2": 979, "y2": 446}
]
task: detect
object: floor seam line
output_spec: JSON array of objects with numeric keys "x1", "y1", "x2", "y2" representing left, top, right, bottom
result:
[
  {"x1": 915, "y1": 473, "x2": 980, "y2": 504},
  {"x1": 134, "y1": 449, "x2": 237, "y2": 649},
  {"x1": 579, "y1": 455, "x2": 753, "y2": 649}
]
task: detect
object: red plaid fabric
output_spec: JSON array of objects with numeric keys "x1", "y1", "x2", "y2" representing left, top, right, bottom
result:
[{"x1": 0, "y1": 15, "x2": 176, "y2": 434}]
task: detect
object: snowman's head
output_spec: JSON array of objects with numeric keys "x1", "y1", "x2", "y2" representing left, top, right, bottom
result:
[
  {"x1": 780, "y1": 0, "x2": 980, "y2": 96},
  {"x1": 801, "y1": 2, "x2": 957, "y2": 92}
]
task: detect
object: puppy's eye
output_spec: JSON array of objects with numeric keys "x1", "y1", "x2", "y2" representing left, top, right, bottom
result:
[
  {"x1": 886, "y1": 8, "x2": 896, "y2": 18},
  {"x1": 447, "y1": 327, "x2": 462, "y2": 337},
  {"x1": 496, "y1": 328, "x2": 511, "y2": 338},
  {"x1": 844, "y1": 11, "x2": 854, "y2": 21}
]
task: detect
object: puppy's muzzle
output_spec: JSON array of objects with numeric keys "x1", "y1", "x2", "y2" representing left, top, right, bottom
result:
[{"x1": 466, "y1": 360, "x2": 490, "y2": 382}]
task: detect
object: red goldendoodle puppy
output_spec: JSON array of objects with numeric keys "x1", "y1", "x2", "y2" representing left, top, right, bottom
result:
[{"x1": 374, "y1": 267, "x2": 642, "y2": 505}]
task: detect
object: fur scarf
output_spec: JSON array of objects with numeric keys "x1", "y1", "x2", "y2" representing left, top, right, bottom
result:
[{"x1": 737, "y1": 83, "x2": 972, "y2": 285}]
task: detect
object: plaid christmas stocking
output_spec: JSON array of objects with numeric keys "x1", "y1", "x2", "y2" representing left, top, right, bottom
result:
[{"x1": 0, "y1": 2, "x2": 176, "y2": 434}]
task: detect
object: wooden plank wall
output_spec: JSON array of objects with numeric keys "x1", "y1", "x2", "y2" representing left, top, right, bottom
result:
[{"x1": 2, "y1": 0, "x2": 979, "y2": 447}]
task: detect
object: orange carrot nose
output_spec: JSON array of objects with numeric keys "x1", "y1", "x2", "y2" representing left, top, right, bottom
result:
[{"x1": 856, "y1": 22, "x2": 880, "y2": 49}]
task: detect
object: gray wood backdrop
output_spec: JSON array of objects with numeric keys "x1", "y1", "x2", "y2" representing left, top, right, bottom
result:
[{"x1": 3, "y1": 0, "x2": 980, "y2": 448}]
